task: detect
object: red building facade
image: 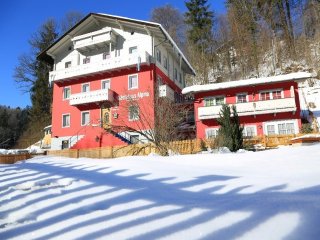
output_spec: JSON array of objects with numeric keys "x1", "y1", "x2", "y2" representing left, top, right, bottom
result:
[
  {"x1": 182, "y1": 73, "x2": 312, "y2": 139},
  {"x1": 40, "y1": 13, "x2": 195, "y2": 150}
]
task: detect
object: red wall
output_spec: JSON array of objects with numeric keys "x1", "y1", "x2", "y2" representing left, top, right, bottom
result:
[
  {"x1": 194, "y1": 81, "x2": 302, "y2": 138},
  {"x1": 51, "y1": 64, "x2": 183, "y2": 148}
]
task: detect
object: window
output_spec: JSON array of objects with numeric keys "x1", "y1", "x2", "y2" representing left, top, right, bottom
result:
[
  {"x1": 243, "y1": 126, "x2": 256, "y2": 137},
  {"x1": 265, "y1": 120, "x2": 296, "y2": 135},
  {"x1": 129, "y1": 46, "x2": 138, "y2": 54},
  {"x1": 206, "y1": 128, "x2": 219, "y2": 139},
  {"x1": 174, "y1": 68, "x2": 178, "y2": 81},
  {"x1": 260, "y1": 91, "x2": 270, "y2": 101},
  {"x1": 129, "y1": 105, "x2": 139, "y2": 121},
  {"x1": 278, "y1": 123, "x2": 295, "y2": 134},
  {"x1": 62, "y1": 114, "x2": 70, "y2": 128},
  {"x1": 82, "y1": 83, "x2": 90, "y2": 93},
  {"x1": 179, "y1": 73, "x2": 182, "y2": 83},
  {"x1": 260, "y1": 89, "x2": 283, "y2": 101},
  {"x1": 272, "y1": 90, "x2": 282, "y2": 99},
  {"x1": 83, "y1": 57, "x2": 90, "y2": 64},
  {"x1": 156, "y1": 49, "x2": 161, "y2": 63},
  {"x1": 65, "y1": 61, "x2": 71, "y2": 68},
  {"x1": 81, "y1": 111, "x2": 90, "y2": 126},
  {"x1": 215, "y1": 96, "x2": 225, "y2": 105},
  {"x1": 101, "y1": 79, "x2": 111, "y2": 89},
  {"x1": 267, "y1": 125, "x2": 276, "y2": 135},
  {"x1": 130, "y1": 135, "x2": 139, "y2": 144},
  {"x1": 237, "y1": 93, "x2": 247, "y2": 103},
  {"x1": 128, "y1": 74, "x2": 138, "y2": 90},
  {"x1": 63, "y1": 87, "x2": 71, "y2": 99},
  {"x1": 164, "y1": 57, "x2": 168, "y2": 70}
]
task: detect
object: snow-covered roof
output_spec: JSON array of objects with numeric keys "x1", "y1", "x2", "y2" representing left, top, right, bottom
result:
[{"x1": 182, "y1": 72, "x2": 313, "y2": 94}]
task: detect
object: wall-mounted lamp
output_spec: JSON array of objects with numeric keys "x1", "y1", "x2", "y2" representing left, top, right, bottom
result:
[{"x1": 95, "y1": 136, "x2": 100, "y2": 142}]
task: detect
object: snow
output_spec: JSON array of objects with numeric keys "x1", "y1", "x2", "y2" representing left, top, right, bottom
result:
[
  {"x1": 182, "y1": 72, "x2": 313, "y2": 94},
  {"x1": 1, "y1": 144, "x2": 320, "y2": 239}
]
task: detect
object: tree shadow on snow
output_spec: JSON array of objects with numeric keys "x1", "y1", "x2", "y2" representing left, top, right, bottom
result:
[{"x1": 0, "y1": 160, "x2": 319, "y2": 240}]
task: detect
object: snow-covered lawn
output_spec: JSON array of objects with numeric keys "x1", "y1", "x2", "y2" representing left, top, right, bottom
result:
[{"x1": 1, "y1": 144, "x2": 320, "y2": 240}]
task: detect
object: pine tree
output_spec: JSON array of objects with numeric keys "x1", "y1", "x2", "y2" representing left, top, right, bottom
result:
[
  {"x1": 185, "y1": 0, "x2": 214, "y2": 49},
  {"x1": 217, "y1": 104, "x2": 243, "y2": 152}
]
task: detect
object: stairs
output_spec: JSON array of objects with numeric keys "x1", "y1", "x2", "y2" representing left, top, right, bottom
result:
[{"x1": 106, "y1": 129, "x2": 132, "y2": 144}]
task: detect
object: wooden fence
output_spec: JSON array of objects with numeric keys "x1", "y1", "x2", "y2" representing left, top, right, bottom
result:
[
  {"x1": 47, "y1": 133, "x2": 311, "y2": 159},
  {"x1": 0, "y1": 154, "x2": 32, "y2": 164}
]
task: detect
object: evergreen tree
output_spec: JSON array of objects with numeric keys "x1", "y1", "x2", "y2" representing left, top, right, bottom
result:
[
  {"x1": 185, "y1": 0, "x2": 214, "y2": 49},
  {"x1": 217, "y1": 104, "x2": 243, "y2": 152}
]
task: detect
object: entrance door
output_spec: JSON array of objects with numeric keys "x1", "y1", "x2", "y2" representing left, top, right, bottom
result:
[{"x1": 102, "y1": 107, "x2": 111, "y2": 129}]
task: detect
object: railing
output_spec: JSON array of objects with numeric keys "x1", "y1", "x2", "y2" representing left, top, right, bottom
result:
[
  {"x1": 198, "y1": 98, "x2": 297, "y2": 120},
  {"x1": 69, "y1": 89, "x2": 114, "y2": 106},
  {"x1": 49, "y1": 51, "x2": 150, "y2": 82},
  {"x1": 72, "y1": 28, "x2": 117, "y2": 51}
]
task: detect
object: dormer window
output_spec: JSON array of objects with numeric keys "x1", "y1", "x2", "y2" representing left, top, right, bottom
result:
[
  {"x1": 83, "y1": 57, "x2": 90, "y2": 64},
  {"x1": 129, "y1": 46, "x2": 137, "y2": 54},
  {"x1": 65, "y1": 61, "x2": 71, "y2": 69}
]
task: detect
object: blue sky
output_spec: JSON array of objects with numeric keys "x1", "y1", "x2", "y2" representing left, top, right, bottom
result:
[{"x1": 0, "y1": 0, "x2": 225, "y2": 108}]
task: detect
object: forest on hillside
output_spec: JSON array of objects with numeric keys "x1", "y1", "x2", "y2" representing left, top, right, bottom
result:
[{"x1": 151, "y1": 0, "x2": 320, "y2": 84}]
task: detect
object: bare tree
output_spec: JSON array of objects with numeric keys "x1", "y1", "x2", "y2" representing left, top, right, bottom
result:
[{"x1": 108, "y1": 93, "x2": 191, "y2": 156}]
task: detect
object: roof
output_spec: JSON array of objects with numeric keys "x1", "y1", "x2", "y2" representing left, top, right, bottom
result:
[
  {"x1": 182, "y1": 72, "x2": 313, "y2": 94},
  {"x1": 38, "y1": 13, "x2": 195, "y2": 75}
]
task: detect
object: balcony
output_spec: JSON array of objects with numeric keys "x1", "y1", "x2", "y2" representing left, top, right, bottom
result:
[
  {"x1": 49, "y1": 51, "x2": 150, "y2": 82},
  {"x1": 69, "y1": 89, "x2": 114, "y2": 106},
  {"x1": 159, "y1": 84, "x2": 174, "y2": 101},
  {"x1": 72, "y1": 28, "x2": 117, "y2": 52},
  {"x1": 198, "y1": 98, "x2": 297, "y2": 120}
]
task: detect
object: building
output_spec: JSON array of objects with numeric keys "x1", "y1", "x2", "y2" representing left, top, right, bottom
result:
[
  {"x1": 39, "y1": 13, "x2": 195, "y2": 150},
  {"x1": 182, "y1": 72, "x2": 312, "y2": 139}
]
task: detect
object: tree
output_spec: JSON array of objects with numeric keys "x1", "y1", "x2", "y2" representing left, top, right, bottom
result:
[
  {"x1": 150, "y1": 4, "x2": 186, "y2": 50},
  {"x1": 216, "y1": 104, "x2": 243, "y2": 152},
  {"x1": 108, "y1": 93, "x2": 191, "y2": 156},
  {"x1": 184, "y1": 0, "x2": 215, "y2": 85},
  {"x1": 61, "y1": 11, "x2": 84, "y2": 33}
]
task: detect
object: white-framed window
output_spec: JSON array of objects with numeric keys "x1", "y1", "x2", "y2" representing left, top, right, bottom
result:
[
  {"x1": 129, "y1": 105, "x2": 139, "y2": 121},
  {"x1": 128, "y1": 74, "x2": 138, "y2": 90},
  {"x1": 205, "y1": 128, "x2": 219, "y2": 139},
  {"x1": 81, "y1": 111, "x2": 90, "y2": 126},
  {"x1": 101, "y1": 79, "x2": 111, "y2": 89},
  {"x1": 63, "y1": 87, "x2": 71, "y2": 100},
  {"x1": 83, "y1": 57, "x2": 90, "y2": 64},
  {"x1": 156, "y1": 49, "x2": 161, "y2": 63},
  {"x1": 264, "y1": 120, "x2": 298, "y2": 135},
  {"x1": 237, "y1": 93, "x2": 248, "y2": 103},
  {"x1": 65, "y1": 61, "x2": 71, "y2": 69},
  {"x1": 62, "y1": 114, "x2": 70, "y2": 128},
  {"x1": 204, "y1": 96, "x2": 225, "y2": 106},
  {"x1": 82, "y1": 83, "x2": 90, "y2": 93},
  {"x1": 129, "y1": 46, "x2": 138, "y2": 54},
  {"x1": 179, "y1": 72, "x2": 182, "y2": 83},
  {"x1": 260, "y1": 89, "x2": 283, "y2": 101},
  {"x1": 163, "y1": 56, "x2": 168, "y2": 70},
  {"x1": 103, "y1": 52, "x2": 111, "y2": 60},
  {"x1": 243, "y1": 125, "x2": 257, "y2": 137}
]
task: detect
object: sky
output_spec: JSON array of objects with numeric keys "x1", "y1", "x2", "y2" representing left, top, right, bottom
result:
[{"x1": 0, "y1": 0, "x2": 225, "y2": 109}]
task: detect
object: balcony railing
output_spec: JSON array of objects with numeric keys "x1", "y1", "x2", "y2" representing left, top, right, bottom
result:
[
  {"x1": 198, "y1": 97, "x2": 297, "y2": 120},
  {"x1": 69, "y1": 89, "x2": 114, "y2": 106},
  {"x1": 72, "y1": 28, "x2": 117, "y2": 52},
  {"x1": 49, "y1": 51, "x2": 150, "y2": 82}
]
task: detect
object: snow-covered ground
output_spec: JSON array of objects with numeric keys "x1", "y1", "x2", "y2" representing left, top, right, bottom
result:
[{"x1": 1, "y1": 144, "x2": 320, "y2": 240}]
